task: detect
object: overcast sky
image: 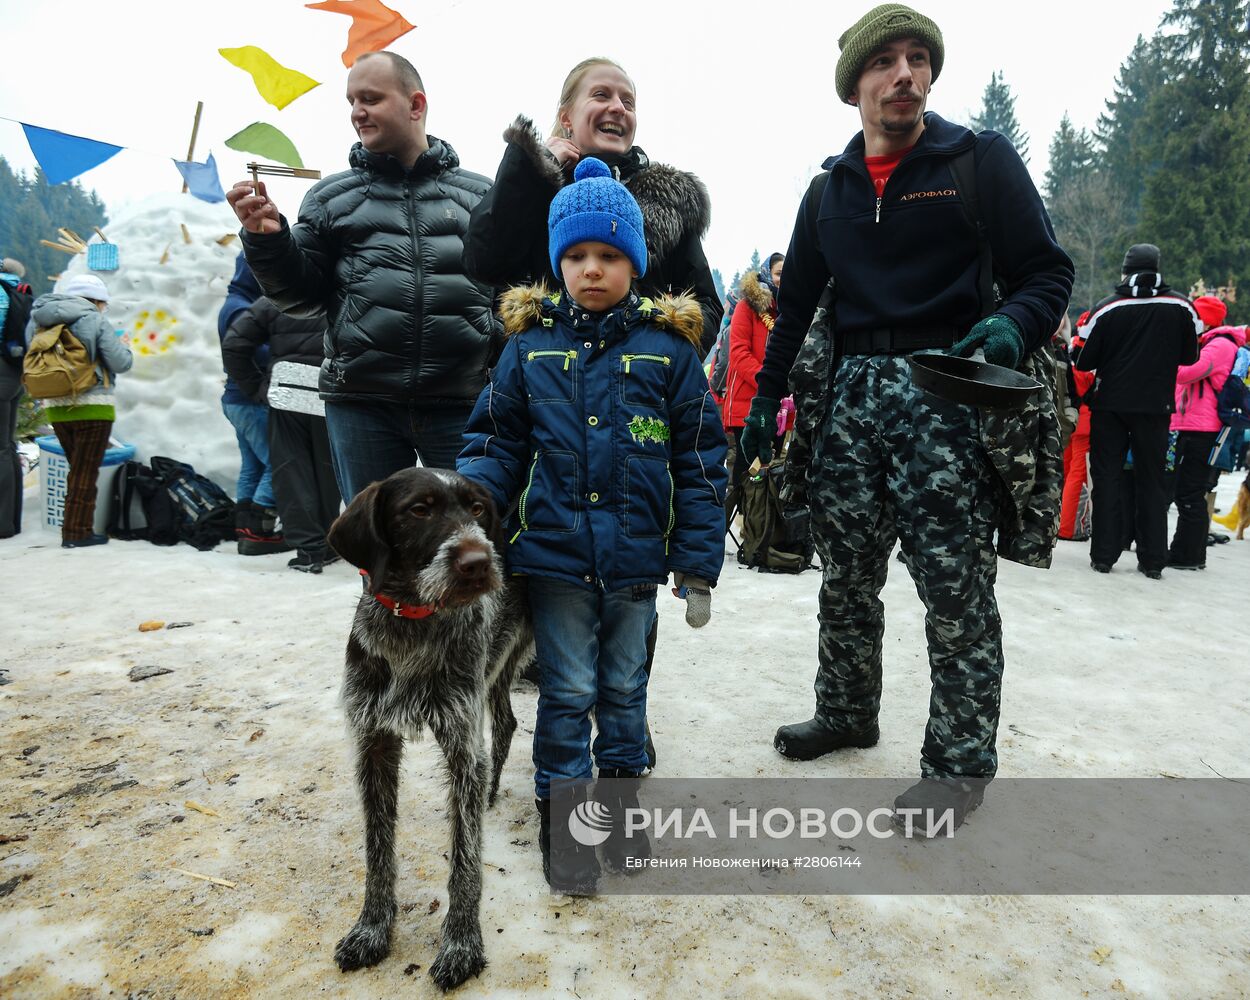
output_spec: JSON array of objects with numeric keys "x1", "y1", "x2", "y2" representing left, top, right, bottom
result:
[{"x1": 2, "y1": 0, "x2": 1175, "y2": 285}]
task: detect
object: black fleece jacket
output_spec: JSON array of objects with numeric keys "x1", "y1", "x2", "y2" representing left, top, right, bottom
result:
[
  {"x1": 240, "y1": 137, "x2": 500, "y2": 408},
  {"x1": 462, "y1": 116, "x2": 723, "y2": 355},
  {"x1": 756, "y1": 113, "x2": 1074, "y2": 400}
]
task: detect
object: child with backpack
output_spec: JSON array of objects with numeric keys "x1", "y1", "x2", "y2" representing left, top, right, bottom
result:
[
  {"x1": 458, "y1": 158, "x2": 727, "y2": 892},
  {"x1": 1, "y1": 257, "x2": 33, "y2": 539},
  {"x1": 1166, "y1": 296, "x2": 1245, "y2": 569},
  {"x1": 24, "y1": 274, "x2": 133, "y2": 547}
]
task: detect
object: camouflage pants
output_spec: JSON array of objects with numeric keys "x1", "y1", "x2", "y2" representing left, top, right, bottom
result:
[{"x1": 808, "y1": 354, "x2": 1004, "y2": 779}]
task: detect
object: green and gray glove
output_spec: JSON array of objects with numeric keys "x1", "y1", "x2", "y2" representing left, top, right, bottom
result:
[
  {"x1": 671, "y1": 572, "x2": 712, "y2": 628},
  {"x1": 739, "y1": 395, "x2": 780, "y2": 465},
  {"x1": 950, "y1": 314, "x2": 1024, "y2": 369}
]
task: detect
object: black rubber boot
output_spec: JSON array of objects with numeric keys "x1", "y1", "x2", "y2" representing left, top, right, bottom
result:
[
  {"x1": 537, "y1": 792, "x2": 599, "y2": 895},
  {"x1": 773, "y1": 717, "x2": 879, "y2": 761},
  {"x1": 596, "y1": 769, "x2": 651, "y2": 875},
  {"x1": 237, "y1": 505, "x2": 292, "y2": 555},
  {"x1": 233, "y1": 499, "x2": 255, "y2": 542},
  {"x1": 892, "y1": 776, "x2": 987, "y2": 837}
]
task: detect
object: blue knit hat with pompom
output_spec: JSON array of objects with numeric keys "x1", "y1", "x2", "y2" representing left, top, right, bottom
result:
[{"x1": 548, "y1": 157, "x2": 648, "y2": 278}]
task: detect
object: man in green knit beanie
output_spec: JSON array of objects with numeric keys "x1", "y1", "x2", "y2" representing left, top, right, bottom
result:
[{"x1": 741, "y1": 4, "x2": 1073, "y2": 834}]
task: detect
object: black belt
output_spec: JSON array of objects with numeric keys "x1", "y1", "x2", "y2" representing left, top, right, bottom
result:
[{"x1": 840, "y1": 327, "x2": 960, "y2": 356}]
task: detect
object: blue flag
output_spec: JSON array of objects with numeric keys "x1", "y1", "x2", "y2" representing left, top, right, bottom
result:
[
  {"x1": 22, "y1": 124, "x2": 123, "y2": 185},
  {"x1": 173, "y1": 152, "x2": 227, "y2": 203}
]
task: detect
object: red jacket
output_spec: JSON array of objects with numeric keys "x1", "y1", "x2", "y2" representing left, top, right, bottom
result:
[{"x1": 723, "y1": 271, "x2": 776, "y2": 427}]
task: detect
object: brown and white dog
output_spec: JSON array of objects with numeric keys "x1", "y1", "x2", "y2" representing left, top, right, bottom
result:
[{"x1": 327, "y1": 467, "x2": 533, "y2": 990}]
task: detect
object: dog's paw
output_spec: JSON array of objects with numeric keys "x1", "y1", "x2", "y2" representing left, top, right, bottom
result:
[
  {"x1": 429, "y1": 934, "x2": 486, "y2": 991},
  {"x1": 334, "y1": 919, "x2": 392, "y2": 972}
]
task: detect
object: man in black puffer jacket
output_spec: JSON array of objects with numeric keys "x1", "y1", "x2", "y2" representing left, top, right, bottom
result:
[
  {"x1": 223, "y1": 297, "x2": 344, "y2": 573},
  {"x1": 228, "y1": 51, "x2": 499, "y2": 501}
]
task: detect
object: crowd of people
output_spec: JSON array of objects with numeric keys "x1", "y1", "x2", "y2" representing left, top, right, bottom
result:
[
  {"x1": 1050, "y1": 259, "x2": 1247, "y2": 576},
  {"x1": 2, "y1": 2, "x2": 1246, "y2": 889}
]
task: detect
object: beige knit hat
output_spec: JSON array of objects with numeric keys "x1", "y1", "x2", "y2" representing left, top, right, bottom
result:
[{"x1": 836, "y1": 4, "x2": 944, "y2": 105}]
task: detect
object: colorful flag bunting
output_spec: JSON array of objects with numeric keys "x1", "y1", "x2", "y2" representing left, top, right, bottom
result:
[
  {"x1": 223, "y1": 123, "x2": 305, "y2": 168},
  {"x1": 22, "y1": 124, "x2": 123, "y2": 186},
  {"x1": 173, "y1": 152, "x2": 227, "y2": 203},
  {"x1": 219, "y1": 46, "x2": 321, "y2": 110},
  {"x1": 307, "y1": 0, "x2": 416, "y2": 67}
]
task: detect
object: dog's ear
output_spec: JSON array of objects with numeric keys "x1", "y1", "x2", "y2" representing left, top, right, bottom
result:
[
  {"x1": 470, "y1": 482, "x2": 504, "y2": 551},
  {"x1": 327, "y1": 479, "x2": 391, "y2": 594}
]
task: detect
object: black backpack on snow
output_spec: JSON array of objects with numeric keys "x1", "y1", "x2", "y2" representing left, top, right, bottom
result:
[
  {"x1": 736, "y1": 461, "x2": 816, "y2": 574},
  {"x1": 2, "y1": 281, "x2": 34, "y2": 369},
  {"x1": 108, "y1": 460, "x2": 181, "y2": 545},
  {"x1": 149, "y1": 456, "x2": 236, "y2": 550}
]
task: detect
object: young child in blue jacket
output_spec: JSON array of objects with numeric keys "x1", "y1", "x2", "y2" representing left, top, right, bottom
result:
[{"x1": 457, "y1": 157, "x2": 727, "y2": 891}]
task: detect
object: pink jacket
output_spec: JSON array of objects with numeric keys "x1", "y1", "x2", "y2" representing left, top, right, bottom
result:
[{"x1": 1171, "y1": 325, "x2": 1247, "y2": 431}]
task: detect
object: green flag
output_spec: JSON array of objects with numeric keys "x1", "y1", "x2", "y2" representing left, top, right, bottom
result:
[{"x1": 223, "y1": 122, "x2": 304, "y2": 168}]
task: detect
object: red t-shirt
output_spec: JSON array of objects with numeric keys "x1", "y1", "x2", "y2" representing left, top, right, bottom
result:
[{"x1": 864, "y1": 144, "x2": 915, "y2": 197}]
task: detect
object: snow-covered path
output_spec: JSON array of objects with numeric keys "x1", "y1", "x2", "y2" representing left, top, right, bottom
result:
[{"x1": 2, "y1": 474, "x2": 1247, "y2": 998}]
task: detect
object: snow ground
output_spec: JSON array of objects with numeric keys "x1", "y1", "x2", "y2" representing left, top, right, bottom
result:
[{"x1": 1, "y1": 471, "x2": 1248, "y2": 999}]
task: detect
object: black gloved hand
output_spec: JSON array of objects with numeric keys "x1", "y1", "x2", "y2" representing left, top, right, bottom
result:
[{"x1": 740, "y1": 395, "x2": 780, "y2": 465}]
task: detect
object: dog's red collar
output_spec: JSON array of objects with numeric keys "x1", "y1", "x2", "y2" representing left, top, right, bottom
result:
[{"x1": 360, "y1": 570, "x2": 441, "y2": 619}]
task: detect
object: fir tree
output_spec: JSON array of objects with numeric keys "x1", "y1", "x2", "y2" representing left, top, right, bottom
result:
[
  {"x1": 1136, "y1": 0, "x2": 1250, "y2": 314},
  {"x1": 970, "y1": 71, "x2": 1030, "y2": 163},
  {"x1": 1045, "y1": 114, "x2": 1122, "y2": 313},
  {"x1": 0, "y1": 158, "x2": 108, "y2": 295},
  {"x1": 1095, "y1": 35, "x2": 1168, "y2": 228},
  {"x1": 1044, "y1": 113, "x2": 1096, "y2": 206},
  {"x1": 711, "y1": 267, "x2": 726, "y2": 303}
]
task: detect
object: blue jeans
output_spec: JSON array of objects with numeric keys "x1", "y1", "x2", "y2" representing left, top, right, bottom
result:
[
  {"x1": 221, "y1": 401, "x2": 274, "y2": 508},
  {"x1": 324, "y1": 400, "x2": 474, "y2": 502},
  {"x1": 529, "y1": 577, "x2": 655, "y2": 799}
]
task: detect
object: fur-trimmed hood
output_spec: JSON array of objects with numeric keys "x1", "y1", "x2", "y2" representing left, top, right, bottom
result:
[
  {"x1": 737, "y1": 270, "x2": 775, "y2": 317},
  {"x1": 503, "y1": 116, "x2": 712, "y2": 266},
  {"x1": 498, "y1": 282, "x2": 703, "y2": 350}
]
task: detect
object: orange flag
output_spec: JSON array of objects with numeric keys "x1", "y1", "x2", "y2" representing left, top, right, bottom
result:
[{"x1": 306, "y1": 0, "x2": 416, "y2": 68}]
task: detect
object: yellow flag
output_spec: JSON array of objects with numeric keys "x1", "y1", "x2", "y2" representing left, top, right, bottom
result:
[{"x1": 219, "y1": 46, "x2": 320, "y2": 110}]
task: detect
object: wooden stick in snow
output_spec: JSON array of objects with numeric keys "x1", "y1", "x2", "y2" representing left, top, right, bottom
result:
[{"x1": 170, "y1": 866, "x2": 236, "y2": 889}]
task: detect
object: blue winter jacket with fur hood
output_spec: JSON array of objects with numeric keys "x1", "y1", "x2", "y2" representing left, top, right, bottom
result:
[{"x1": 457, "y1": 285, "x2": 727, "y2": 591}]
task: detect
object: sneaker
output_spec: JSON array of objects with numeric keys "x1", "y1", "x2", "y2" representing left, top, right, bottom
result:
[
  {"x1": 774, "y1": 717, "x2": 879, "y2": 761},
  {"x1": 595, "y1": 769, "x2": 651, "y2": 875},
  {"x1": 892, "y1": 776, "x2": 987, "y2": 838},
  {"x1": 62, "y1": 533, "x2": 109, "y2": 549},
  {"x1": 537, "y1": 793, "x2": 599, "y2": 895},
  {"x1": 1137, "y1": 567, "x2": 1163, "y2": 580},
  {"x1": 1090, "y1": 561, "x2": 1113, "y2": 573}
]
